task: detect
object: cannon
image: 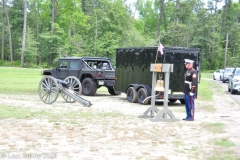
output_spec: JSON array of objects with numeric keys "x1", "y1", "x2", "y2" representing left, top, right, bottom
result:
[{"x1": 38, "y1": 76, "x2": 92, "y2": 107}]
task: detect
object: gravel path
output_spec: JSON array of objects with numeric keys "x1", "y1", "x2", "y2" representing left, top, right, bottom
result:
[{"x1": 0, "y1": 81, "x2": 240, "y2": 159}]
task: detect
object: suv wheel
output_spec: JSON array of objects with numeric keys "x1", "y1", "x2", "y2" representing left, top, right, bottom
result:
[
  {"x1": 82, "y1": 78, "x2": 97, "y2": 96},
  {"x1": 228, "y1": 87, "x2": 231, "y2": 92},
  {"x1": 231, "y1": 88, "x2": 237, "y2": 94}
]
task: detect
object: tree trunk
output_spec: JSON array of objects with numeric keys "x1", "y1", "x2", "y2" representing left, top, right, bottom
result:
[
  {"x1": 92, "y1": 0, "x2": 97, "y2": 57},
  {"x1": 224, "y1": 31, "x2": 228, "y2": 69},
  {"x1": 5, "y1": 2, "x2": 13, "y2": 64},
  {"x1": 175, "y1": 0, "x2": 179, "y2": 24},
  {"x1": 2, "y1": 0, "x2": 5, "y2": 61},
  {"x1": 50, "y1": 0, "x2": 55, "y2": 66},
  {"x1": 211, "y1": 0, "x2": 218, "y2": 69},
  {"x1": 82, "y1": 0, "x2": 86, "y2": 13},
  {"x1": 34, "y1": 0, "x2": 40, "y2": 65},
  {"x1": 156, "y1": 0, "x2": 165, "y2": 43},
  {"x1": 20, "y1": 0, "x2": 28, "y2": 68}
]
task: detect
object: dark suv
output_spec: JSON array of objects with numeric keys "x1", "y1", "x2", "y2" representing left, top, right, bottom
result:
[
  {"x1": 222, "y1": 68, "x2": 235, "y2": 83},
  {"x1": 42, "y1": 57, "x2": 120, "y2": 96}
]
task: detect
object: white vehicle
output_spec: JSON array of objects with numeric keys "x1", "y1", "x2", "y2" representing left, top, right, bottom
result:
[
  {"x1": 228, "y1": 67, "x2": 240, "y2": 94},
  {"x1": 222, "y1": 68, "x2": 235, "y2": 83},
  {"x1": 213, "y1": 69, "x2": 224, "y2": 80}
]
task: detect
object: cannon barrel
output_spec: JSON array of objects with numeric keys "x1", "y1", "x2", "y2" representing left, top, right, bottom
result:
[{"x1": 56, "y1": 78, "x2": 70, "y2": 88}]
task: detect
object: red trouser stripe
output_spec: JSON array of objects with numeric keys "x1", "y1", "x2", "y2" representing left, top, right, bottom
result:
[{"x1": 190, "y1": 96, "x2": 194, "y2": 120}]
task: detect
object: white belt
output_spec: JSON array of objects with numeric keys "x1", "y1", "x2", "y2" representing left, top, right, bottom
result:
[{"x1": 185, "y1": 81, "x2": 191, "y2": 89}]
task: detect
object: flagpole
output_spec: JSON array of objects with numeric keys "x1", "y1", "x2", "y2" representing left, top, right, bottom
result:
[{"x1": 155, "y1": 49, "x2": 159, "y2": 64}]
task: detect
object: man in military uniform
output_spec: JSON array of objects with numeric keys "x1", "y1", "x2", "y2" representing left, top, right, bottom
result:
[{"x1": 183, "y1": 59, "x2": 197, "y2": 121}]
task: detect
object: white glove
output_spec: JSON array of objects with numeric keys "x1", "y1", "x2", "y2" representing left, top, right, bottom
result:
[{"x1": 189, "y1": 92, "x2": 194, "y2": 96}]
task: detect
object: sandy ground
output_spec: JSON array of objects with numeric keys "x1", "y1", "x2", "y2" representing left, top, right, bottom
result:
[{"x1": 0, "y1": 80, "x2": 240, "y2": 160}]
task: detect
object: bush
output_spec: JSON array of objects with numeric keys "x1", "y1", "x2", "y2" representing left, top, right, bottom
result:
[{"x1": 13, "y1": 60, "x2": 20, "y2": 67}]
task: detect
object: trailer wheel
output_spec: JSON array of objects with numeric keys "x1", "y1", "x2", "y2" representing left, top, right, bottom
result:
[
  {"x1": 82, "y1": 78, "x2": 97, "y2": 96},
  {"x1": 137, "y1": 88, "x2": 149, "y2": 105},
  {"x1": 126, "y1": 87, "x2": 137, "y2": 103},
  {"x1": 180, "y1": 99, "x2": 185, "y2": 104}
]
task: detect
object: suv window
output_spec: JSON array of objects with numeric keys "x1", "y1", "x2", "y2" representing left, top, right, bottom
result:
[
  {"x1": 69, "y1": 61, "x2": 79, "y2": 69},
  {"x1": 84, "y1": 60, "x2": 111, "y2": 70},
  {"x1": 225, "y1": 68, "x2": 234, "y2": 73},
  {"x1": 235, "y1": 69, "x2": 240, "y2": 76},
  {"x1": 59, "y1": 61, "x2": 68, "y2": 68}
]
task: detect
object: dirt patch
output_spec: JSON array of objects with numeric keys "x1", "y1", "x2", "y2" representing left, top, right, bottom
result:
[{"x1": 0, "y1": 82, "x2": 240, "y2": 159}]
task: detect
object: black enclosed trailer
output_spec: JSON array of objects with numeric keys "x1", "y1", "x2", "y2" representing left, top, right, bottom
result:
[{"x1": 114, "y1": 47, "x2": 200, "y2": 104}]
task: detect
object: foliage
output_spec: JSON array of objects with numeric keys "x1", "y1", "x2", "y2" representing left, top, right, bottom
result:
[{"x1": 0, "y1": 0, "x2": 240, "y2": 69}]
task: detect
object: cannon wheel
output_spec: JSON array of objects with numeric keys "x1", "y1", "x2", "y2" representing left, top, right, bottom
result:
[
  {"x1": 38, "y1": 76, "x2": 59, "y2": 104},
  {"x1": 61, "y1": 76, "x2": 82, "y2": 103}
]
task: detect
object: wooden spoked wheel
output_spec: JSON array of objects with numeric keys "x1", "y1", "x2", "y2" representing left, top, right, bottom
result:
[
  {"x1": 38, "y1": 76, "x2": 59, "y2": 104},
  {"x1": 61, "y1": 76, "x2": 82, "y2": 103}
]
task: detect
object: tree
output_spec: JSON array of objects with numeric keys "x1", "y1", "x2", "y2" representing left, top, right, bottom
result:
[
  {"x1": 49, "y1": 0, "x2": 56, "y2": 66},
  {"x1": 24, "y1": 27, "x2": 38, "y2": 65},
  {"x1": 20, "y1": 0, "x2": 28, "y2": 67},
  {"x1": 1, "y1": 0, "x2": 5, "y2": 61},
  {"x1": 156, "y1": 0, "x2": 165, "y2": 43},
  {"x1": 5, "y1": 0, "x2": 13, "y2": 64}
]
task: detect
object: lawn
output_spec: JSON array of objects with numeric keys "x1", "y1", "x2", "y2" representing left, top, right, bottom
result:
[
  {"x1": 0, "y1": 67, "x2": 108, "y2": 94},
  {"x1": 0, "y1": 67, "x2": 213, "y2": 96},
  {"x1": 0, "y1": 66, "x2": 214, "y2": 103}
]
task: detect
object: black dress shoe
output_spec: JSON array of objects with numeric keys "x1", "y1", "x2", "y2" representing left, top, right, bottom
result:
[{"x1": 182, "y1": 118, "x2": 188, "y2": 120}]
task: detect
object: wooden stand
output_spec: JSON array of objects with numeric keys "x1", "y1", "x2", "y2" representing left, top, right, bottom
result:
[{"x1": 139, "y1": 63, "x2": 179, "y2": 122}]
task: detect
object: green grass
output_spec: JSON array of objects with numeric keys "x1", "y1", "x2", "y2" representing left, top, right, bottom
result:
[
  {"x1": 97, "y1": 86, "x2": 108, "y2": 93},
  {"x1": 208, "y1": 151, "x2": 239, "y2": 160},
  {"x1": 203, "y1": 122, "x2": 225, "y2": 133},
  {"x1": 0, "y1": 67, "x2": 109, "y2": 94},
  {"x1": 214, "y1": 139, "x2": 235, "y2": 147},
  {"x1": 198, "y1": 79, "x2": 213, "y2": 101},
  {"x1": 207, "y1": 140, "x2": 237, "y2": 160},
  {"x1": 0, "y1": 105, "x2": 122, "y2": 120},
  {"x1": 201, "y1": 73, "x2": 212, "y2": 79},
  {"x1": 0, "y1": 67, "x2": 42, "y2": 94},
  {"x1": 0, "y1": 66, "x2": 214, "y2": 96},
  {"x1": 0, "y1": 105, "x2": 50, "y2": 119},
  {"x1": 200, "y1": 104, "x2": 217, "y2": 112}
]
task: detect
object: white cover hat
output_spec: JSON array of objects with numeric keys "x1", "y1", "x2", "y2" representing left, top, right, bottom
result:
[{"x1": 184, "y1": 59, "x2": 194, "y2": 64}]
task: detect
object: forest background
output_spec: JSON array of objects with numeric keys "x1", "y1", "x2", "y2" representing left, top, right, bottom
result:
[{"x1": 0, "y1": 0, "x2": 240, "y2": 71}]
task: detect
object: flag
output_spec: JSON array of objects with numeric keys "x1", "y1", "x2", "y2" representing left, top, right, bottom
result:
[{"x1": 157, "y1": 43, "x2": 164, "y2": 55}]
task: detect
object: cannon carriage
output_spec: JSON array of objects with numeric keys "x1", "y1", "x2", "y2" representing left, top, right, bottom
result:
[{"x1": 38, "y1": 76, "x2": 92, "y2": 107}]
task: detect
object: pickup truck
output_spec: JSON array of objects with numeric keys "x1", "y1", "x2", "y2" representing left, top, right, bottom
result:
[{"x1": 42, "y1": 57, "x2": 120, "y2": 96}]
